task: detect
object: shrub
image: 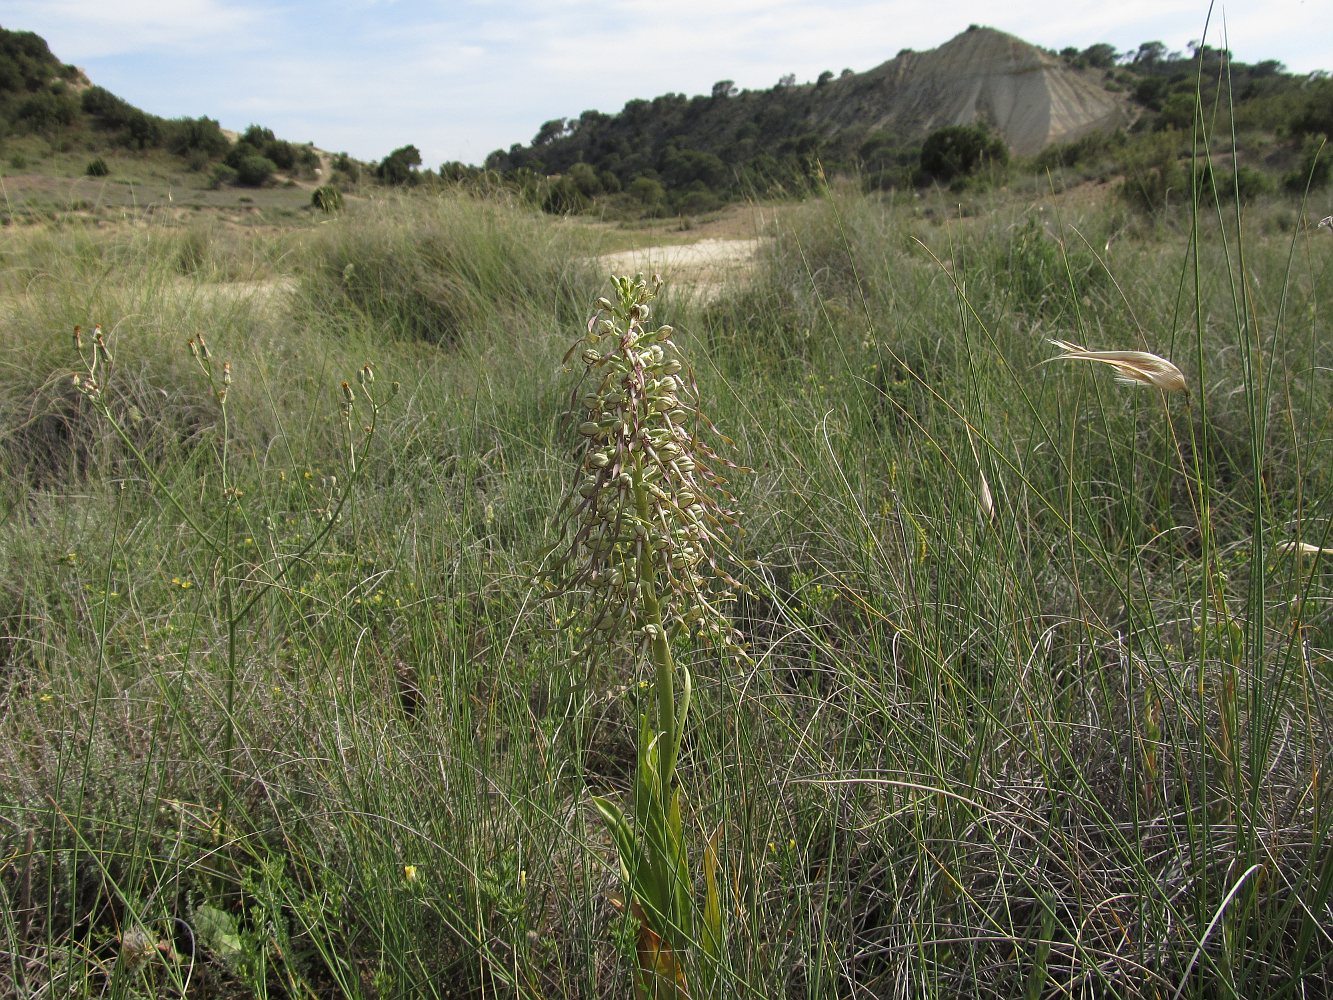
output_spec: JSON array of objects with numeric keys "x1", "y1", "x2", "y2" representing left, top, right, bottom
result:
[
  {"x1": 84, "y1": 157, "x2": 109, "y2": 177},
  {"x1": 1284, "y1": 135, "x2": 1330, "y2": 192},
  {"x1": 15, "y1": 89, "x2": 78, "y2": 132},
  {"x1": 1218, "y1": 165, "x2": 1271, "y2": 202},
  {"x1": 229, "y1": 152, "x2": 277, "y2": 187},
  {"x1": 80, "y1": 85, "x2": 133, "y2": 126},
  {"x1": 1120, "y1": 130, "x2": 1187, "y2": 211},
  {"x1": 331, "y1": 152, "x2": 361, "y2": 183},
  {"x1": 1287, "y1": 78, "x2": 1333, "y2": 139},
  {"x1": 208, "y1": 163, "x2": 238, "y2": 189},
  {"x1": 919, "y1": 124, "x2": 1008, "y2": 184},
  {"x1": 163, "y1": 116, "x2": 230, "y2": 160},
  {"x1": 628, "y1": 175, "x2": 667, "y2": 210}
]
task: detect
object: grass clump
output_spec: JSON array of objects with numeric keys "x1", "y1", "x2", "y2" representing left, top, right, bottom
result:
[{"x1": 295, "y1": 191, "x2": 598, "y2": 346}]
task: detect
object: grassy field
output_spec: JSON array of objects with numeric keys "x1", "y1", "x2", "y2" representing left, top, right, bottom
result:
[{"x1": 2, "y1": 158, "x2": 1332, "y2": 1000}]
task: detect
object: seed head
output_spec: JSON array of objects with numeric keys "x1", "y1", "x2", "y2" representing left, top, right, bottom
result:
[
  {"x1": 119, "y1": 927, "x2": 157, "y2": 969},
  {"x1": 1046, "y1": 338, "x2": 1188, "y2": 394}
]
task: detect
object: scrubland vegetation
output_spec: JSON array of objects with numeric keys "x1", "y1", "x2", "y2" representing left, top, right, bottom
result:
[{"x1": 3, "y1": 95, "x2": 1333, "y2": 999}]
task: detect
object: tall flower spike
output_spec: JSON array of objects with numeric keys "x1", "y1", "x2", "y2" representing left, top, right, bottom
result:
[
  {"x1": 545, "y1": 273, "x2": 746, "y2": 666},
  {"x1": 1045, "y1": 338, "x2": 1188, "y2": 395}
]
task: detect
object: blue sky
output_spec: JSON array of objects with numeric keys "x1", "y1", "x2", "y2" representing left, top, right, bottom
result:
[{"x1": 4, "y1": 1, "x2": 1327, "y2": 167}]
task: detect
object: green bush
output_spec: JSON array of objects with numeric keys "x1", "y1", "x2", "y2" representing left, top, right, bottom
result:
[
  {"x1": 1284, "y1": 135, "x2": 1330, "y2": 192},
  {"x1": 628, "y1": 175, "x2": 667, "y2": 210},
  {"x1": 84, "y1": 157, "x2": 109, "y2": 177},
  {"x1": 80, "y1": 85, "x2": 133, "y2": 126},
  {"x1": 331, "y1": 152, "x2": 361, "y2": 183},
  {"x1": 1199, "y1": 162, "x2": 1269, "y2": 204},
  {"x1": 208, "y1": 163, "x2": 238, "y2": 189},
  {"x1": 15, "y1": 88, "x2": 78, "y2": 132},
  {"x1": 919, "y1": 124, "x2": 1008, "y2": 184},
  {"x1": 229, "y1": 152, "x2": 277, "y2": 187},
  {"x1": 1120, "y1": 130, "x2": 1187, "y2": 212},
  {"x1": 162, "y1": 116, "x2": 230, "y2": 160}
]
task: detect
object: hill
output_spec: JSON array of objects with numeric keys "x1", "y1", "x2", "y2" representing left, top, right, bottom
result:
[
  {"x1": 479, "y1": 25, "x2": 1330, "y2": 215},
  {"x1": 841, "y1": 27, "x2": 1128, "y2": 155},
  {"x1": 482, "y1": 27, "x2": 1130, "y2": 205},
  {"x1": 0, "y1": 24, "x2": 374, "y2": 221}
]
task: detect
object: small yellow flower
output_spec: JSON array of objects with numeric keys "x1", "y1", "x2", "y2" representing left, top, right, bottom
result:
[
  {"x1": 403, "y1": 865, "x2": 418, "y2": 882},
  {"x1": 1046, "y1": 339, "x2": 1188, "y2": 394}
]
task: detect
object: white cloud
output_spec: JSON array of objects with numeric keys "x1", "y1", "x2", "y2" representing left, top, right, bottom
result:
[{"x1": 5, "y1": 0, "x2": 267, "y2": 57}]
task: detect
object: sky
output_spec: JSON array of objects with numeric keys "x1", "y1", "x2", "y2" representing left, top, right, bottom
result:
[{"x1": 3, "y1": 0, "x2": 1327, "y2": 168}]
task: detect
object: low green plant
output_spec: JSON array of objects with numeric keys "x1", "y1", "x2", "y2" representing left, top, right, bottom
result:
[
  {"x1": 311, "y1": 184, "x2": 343, "y2": 212},
  {"x1": 545, "y1": 274, "x2": 745, "y2": 996}
]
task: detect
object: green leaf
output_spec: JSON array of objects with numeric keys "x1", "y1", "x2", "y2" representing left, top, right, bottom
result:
[
  {"x1": 193, "y1": 903, "x2": 244, "y2": 967},
  {"x1": 673, "y1": 665, "x2": 692, "y2": 766},
  {"x1": 591, "y1": 794, "x2": 641, "y2": 883}
]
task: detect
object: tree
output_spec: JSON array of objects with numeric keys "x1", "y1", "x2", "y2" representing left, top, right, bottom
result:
[
  {"x1": 712, "y1": 80, "x2": 738, "y2": 99},
  {"x1": 123, "y1": 109, "x2": 160, "y2": 150},
  {"x1": 1081, "y1": 43, "x2": 1118, "y2": 69},
  {"x1": 377, "y1": 144, "x2": 422, "y2": 185},
  {"x1": 1133, "y1": 41, "x2": 1167, "y2": 67},
  {"x1": 816, "y1": 70, "x2": 834, "y2": 87},
  {"x1": 533, "y1": 118, "x2": 566, "y2": 146}
]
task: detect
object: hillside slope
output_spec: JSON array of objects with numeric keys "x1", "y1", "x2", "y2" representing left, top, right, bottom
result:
[
  {"x1": 486, "y1": 26, "x2": 1134, "y2": 209},
  {"x1": 845, "y1": 27, "x2": 1129, "y2": 155}
]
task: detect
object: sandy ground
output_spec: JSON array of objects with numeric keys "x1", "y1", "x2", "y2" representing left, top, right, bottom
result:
[{"x1": 594, "y1": 237, "x2": 763, "y2": 303}]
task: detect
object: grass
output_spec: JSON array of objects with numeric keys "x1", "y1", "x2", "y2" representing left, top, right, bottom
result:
[{"x1": 1, "y1": 143, "x2": 1332, "y2": 1000}]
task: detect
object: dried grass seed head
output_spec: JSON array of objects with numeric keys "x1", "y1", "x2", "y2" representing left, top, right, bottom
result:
[{"x1": 1046, "y1": 338, "x2": 1188, "y2": 395}]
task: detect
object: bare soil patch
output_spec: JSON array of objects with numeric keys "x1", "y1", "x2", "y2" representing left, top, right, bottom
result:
[{"x1": 594, "y1": 237, "x2": 764, "y2": 303}]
